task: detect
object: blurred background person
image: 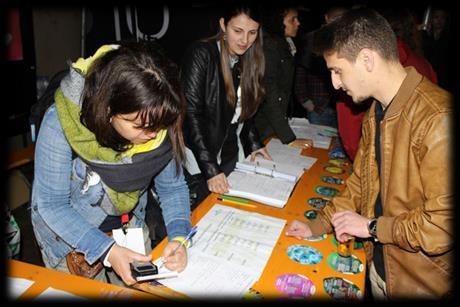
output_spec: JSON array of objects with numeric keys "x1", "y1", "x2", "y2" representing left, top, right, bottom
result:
[
  {"x1": 255, "y1": 4, "x2": 313, "y2": 149},
  {"x1": 294, "y1": 6, "x2": 348, "y2": 128},
  {"x1": 422, "y1": 6, "x2": 453, "y2": 91}
]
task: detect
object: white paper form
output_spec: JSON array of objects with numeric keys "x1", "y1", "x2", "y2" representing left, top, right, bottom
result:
[
  {"x1": 154, "y1": 253, "x2": 257, "y2": 298},
  {"x1": 288, "y1": 117, "x2": 338, "y2": 149},
  {"x1": 34, "y1": 287, "x2": 87, "y2": 300},
  {"x1": 7, "y1": 277, "x2": 34, "y2": 299},
  {"x1": 156, "y1": 204, "x2": 286, "y2": 298},
  {"x1": 265, "y1": 138, "x2": 317, "y2": 170}
]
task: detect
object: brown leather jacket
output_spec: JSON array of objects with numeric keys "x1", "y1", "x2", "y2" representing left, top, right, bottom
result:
[{"x1": 309, "y1": 67, "x2": 453, "y2": 298}]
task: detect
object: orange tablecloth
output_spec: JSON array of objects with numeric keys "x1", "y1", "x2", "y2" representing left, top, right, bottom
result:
[
  {"x1": 7, "y1": 259, "x2": 162, "y2": 300},
  {"x1": 148, "y1": 145, "x2": 366, "y2": 300}
]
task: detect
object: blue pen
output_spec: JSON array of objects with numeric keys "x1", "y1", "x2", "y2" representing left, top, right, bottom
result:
[{"x1": 160, "y1": 226, "x2": 198, "y2": 268}]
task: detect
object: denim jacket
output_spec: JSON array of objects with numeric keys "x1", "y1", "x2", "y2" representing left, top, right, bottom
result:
[{"x1": 31, "y1": 105, "x2": 191, "y2": 268}]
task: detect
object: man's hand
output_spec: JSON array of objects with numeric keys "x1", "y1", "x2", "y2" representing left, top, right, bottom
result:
[
  {"x1": 288, "y1": 138, "x2": 313, "y2": 149},
  {"x1": 331, "y1": 211, "x2": 371, "y2": 242},
  {"x1": 285, "y1": 219, "x2": 312, "y2": 239}
]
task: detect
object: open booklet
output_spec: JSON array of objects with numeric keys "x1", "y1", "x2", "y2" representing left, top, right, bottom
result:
[
  {"x1": 225, "y1": 139, "x2": 317, "y2": 208},
  {"x1": 226, "y1": 170, "x2": 296, "y2": 208},
  {"x1": 234, "y1": 159, "x2": 298, "y2": 183}
]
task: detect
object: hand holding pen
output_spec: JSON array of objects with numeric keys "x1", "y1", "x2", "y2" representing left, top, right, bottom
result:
[{"x1": 160, "y1": 226, "x2": 197, "y2": 272}]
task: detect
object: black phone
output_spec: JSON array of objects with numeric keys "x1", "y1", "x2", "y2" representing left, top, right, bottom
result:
[{"x1": 130, "y1": 261, "x2": 158, "y2": 277}]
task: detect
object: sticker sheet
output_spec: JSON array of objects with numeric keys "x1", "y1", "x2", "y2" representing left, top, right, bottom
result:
[
  {"x1": 320, "y1": 175, "x2": 344, "y2": 185},
  {"x1": 314, "y1": 186, "x2": 339, "y2": 197},
  {"x1": 304, "y1": 233, "x2": 327, "y2": 242},
  {"x1": 327, "y1": 252, "x2": 364, "y2": 274},
  {"x1": 324, "y1": 166, "x2": 345, "y2": 174},
  {"x1": 323, "y1": 277, "x2": 362, "y2": 300},
  {"x1": 275, "y1": 274, "x2": 316, "y2": 298},
  {"x1": 307, "y1": 197, "x2": 331, "y2": 210},
  {"x1": 328, "y1": 159, "x2": 349, "y2": 167},
  {"x1": 304, "y1": 210, "x2": 318, "y2": 221},
  {"x1": 287, "y1": 244, "x2": 323, "y2": 265}
]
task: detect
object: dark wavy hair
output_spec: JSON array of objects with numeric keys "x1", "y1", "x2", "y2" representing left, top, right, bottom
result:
[{"x1": 80, "y1": 41, "x2": 186, "y2": 169}]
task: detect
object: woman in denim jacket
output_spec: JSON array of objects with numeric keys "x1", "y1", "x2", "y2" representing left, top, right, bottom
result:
[{"x1": 31, "y1": 42, "x2": 192, "y2": 286}]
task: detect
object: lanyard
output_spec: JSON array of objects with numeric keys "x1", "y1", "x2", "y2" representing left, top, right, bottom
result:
[{"x1": 121, "y1": 213, "x2": 129, "y2": 234}]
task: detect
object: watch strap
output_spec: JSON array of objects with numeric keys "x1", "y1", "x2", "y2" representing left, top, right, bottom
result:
[{"x1": 368, "y1": 218, "x2": 378, "y2": 239}]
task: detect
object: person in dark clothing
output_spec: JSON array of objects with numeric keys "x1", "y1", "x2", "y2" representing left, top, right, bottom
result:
[
  {"x1": 294, "y1": 6, "x2": 347, "y2": 128},
  {"x1": 181, "y1": 2, "x2": 271, "y2": 198},
  {"x1": 254, "y1": 5, "x2": 313, "y2": 149},
  {"x1": 422, "y1": 7, "x2": 453, "y2": 91}
]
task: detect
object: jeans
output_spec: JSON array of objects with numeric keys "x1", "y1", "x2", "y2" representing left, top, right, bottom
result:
[{"x1": 42, "y1": 214, "x2": 152, "y2": 287}]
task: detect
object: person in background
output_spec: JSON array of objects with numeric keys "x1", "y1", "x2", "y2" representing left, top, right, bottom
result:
[
  {"x1": 254, "y1": 5, "x2": 313, "y2": 148},
  {"x1": 31, "y1": 42, "x2": 192, "y2": 286},
  {"x1": 382, "y1": 8, "x2": 438, "y2": 83},
  {"x1": 294, "y1": 6, "x2": 348, "y2": 128},
  {"x1": 336, "y1": 6, "x2": 439, "y2": 162},
  {"x1": 286, "y1": 8, "x2": 452, "y2": 299},
  {"x1": 5, "y1": 206, "x2": 21, "y2": 259},
  {"x1": 422, "y1": 7, "x2": 453, "y2": 91},
  {"x1": 181, "y1": 2, "x2": 271, "y2": 199}
]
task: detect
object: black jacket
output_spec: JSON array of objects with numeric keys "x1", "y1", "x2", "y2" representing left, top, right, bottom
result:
[
  {"x1": 254, "y1": 33, "x2": 296, "y2": 144},
  {"x1": 181, "y1": 41, "x2": 263, "y2": 180}
]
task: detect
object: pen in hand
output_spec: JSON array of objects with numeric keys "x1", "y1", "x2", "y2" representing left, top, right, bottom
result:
[{"x1": 159, "y1": 226, "x2": 198, "y2": 268}]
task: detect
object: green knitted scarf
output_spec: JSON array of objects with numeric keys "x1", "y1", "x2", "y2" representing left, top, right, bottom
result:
[{"x1": 55, "y1": 88, "x2": 141, "y2": 214}]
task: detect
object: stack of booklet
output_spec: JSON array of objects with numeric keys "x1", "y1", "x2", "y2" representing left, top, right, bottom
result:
[{"x1": 226, "y1": 139, "x2": 317, "y2": 208}]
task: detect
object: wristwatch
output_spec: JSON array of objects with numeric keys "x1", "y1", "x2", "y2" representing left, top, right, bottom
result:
[{"x1": 367, "y1": 218, "x2": 378, "y2": 240}]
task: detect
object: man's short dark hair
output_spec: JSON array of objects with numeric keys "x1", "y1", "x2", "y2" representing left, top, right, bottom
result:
[{"x1": 312, "y1": 8, "x2": 399, "y2": 62}]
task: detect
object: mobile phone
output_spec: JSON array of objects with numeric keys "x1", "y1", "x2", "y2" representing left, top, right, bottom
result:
[
  {"x1": 130, "y1": 261, "x2": 178, "y2": 281},
  {"x1": 130, "y1": 261, "x2": 158, "y2": 277}
]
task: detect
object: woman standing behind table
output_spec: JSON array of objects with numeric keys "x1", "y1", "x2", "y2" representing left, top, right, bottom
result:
[{"x1": 181, "y1": 2, "x2": 271, "y2": 200}]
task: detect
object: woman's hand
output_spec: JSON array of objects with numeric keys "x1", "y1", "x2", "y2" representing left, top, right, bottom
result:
[
  {"x1": 162, "y1": 240, "x2": 188, "y2": 272},
  {"x1": 107, "y1": 244, "x2": 152, "y2": 286},
  {"x1": 207, "y1": 173, "x2": 229, "y2": 194},
  {"x1": 288, "y1": 138, "x2": 313, "y2": 150},
  {"x1": 250, "y1": 147, "x2": 272, "y2": 161}
]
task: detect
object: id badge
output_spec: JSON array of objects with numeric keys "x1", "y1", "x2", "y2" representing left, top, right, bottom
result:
[{"x1": 112, "y1": 227, "x2": 146, "y2": 255}]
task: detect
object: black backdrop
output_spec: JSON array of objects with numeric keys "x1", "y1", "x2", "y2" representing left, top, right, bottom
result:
[{"x1": 84, "y1": 2, "x2": 222, "y2": 64}]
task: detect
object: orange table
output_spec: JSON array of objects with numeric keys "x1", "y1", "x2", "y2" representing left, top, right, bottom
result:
[
  {"x1": 7, "y1": 259, "x2": 163, "y2": 301},
  {"x1": 145, "y1": 144, "x2": 366, "y2": 300}
]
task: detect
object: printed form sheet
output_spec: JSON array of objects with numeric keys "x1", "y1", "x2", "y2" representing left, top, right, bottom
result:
[
  {"x1": 156, "y1": 204, "x2": 286, "y2": 298},
  {"x1": 265, "y1": 138, "x2": 318, "y2": 170},
  {"x1": 288, "y1": 117, "x2": 338, "y2": 149}
]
